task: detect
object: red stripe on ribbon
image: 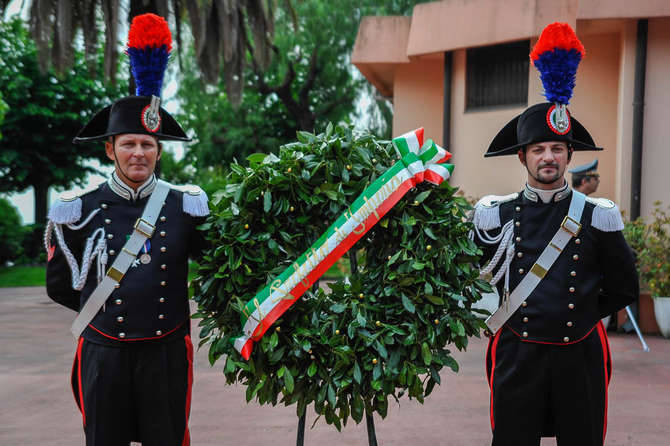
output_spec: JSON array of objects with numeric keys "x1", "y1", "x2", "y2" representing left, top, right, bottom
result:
[
  {"x1": 437, "y1": 153, "x2": 452, "y2": 164},
  {"x1": 182, "y1": 335, "x2": 194, "y2": 446},
  {"x1": 414, "y1": 128, "x2": 424, "y2": 146},
  {"x1": 240, "y1": 173, "x2": 421, "y2": 359},
  {"x1": 424, "y1": 169, "x2": 445, "y2": 185}
]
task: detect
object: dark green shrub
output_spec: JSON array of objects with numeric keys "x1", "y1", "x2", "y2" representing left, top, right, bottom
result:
[{"x1": 0, "y1": 198, "x2": 25, "y2": 264}]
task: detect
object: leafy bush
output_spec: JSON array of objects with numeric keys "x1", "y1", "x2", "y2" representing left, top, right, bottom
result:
[
  {"x1": 192, "y1": 124, "x2": 489, "y2": 429},
  {"x1": 0, "y1": 198, "x2": 25, "y2": 264},
  {"x1": 623, "y1": 201, "x2": 670, "y2": 297}
]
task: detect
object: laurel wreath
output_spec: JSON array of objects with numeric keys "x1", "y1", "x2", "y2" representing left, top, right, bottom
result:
[{"x1": 192, "y1": 124, "x2": 489, "y2": 429}]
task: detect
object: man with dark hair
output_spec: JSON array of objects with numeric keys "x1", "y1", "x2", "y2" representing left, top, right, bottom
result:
[
  {"x1": 570, "y1": 159, "x2": 600, "y2": 195},
  {"x1": 44, "y1": 14, "x2": 208, "y2": 445},
  {"x1": 471, "y1": 23, "x2": 638, "y2": 445}
]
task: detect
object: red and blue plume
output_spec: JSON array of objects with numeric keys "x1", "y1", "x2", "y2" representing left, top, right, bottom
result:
[
  {"x1": 530, "y1": 22, "x2": 585, "y2": 105},
  {"x1": 127, "y1": 13, "x2": 172, "y2": 97}
]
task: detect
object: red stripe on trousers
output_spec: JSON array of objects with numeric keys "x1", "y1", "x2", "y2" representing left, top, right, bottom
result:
[
  {"x1": 75, "y1": 337, "x2": 86, "y2": 427},
  {"x1": 488, "y1": 329, "x2": 502, "y2": 432},
  {"x1": 182, "y1": 335, "x2": 194, "y2": 446},
  {"x1": 596, "y1": 321, "x2": 610, "y2": 444}
]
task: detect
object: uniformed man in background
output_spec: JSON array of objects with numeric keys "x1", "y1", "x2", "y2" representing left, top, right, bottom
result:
[
  {"x1": 44, "y1": 14, "x2": 208, "y2": 446},
  {"x1": 471, "y1": 23, "x2": 638, "y2": 445},
  {"x1": 570, "y1": 159, "x2": 600, "y2": 195}
]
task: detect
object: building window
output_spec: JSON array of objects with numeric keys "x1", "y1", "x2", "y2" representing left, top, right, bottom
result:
[{"x1": 466, "y1": 40, "x2": 529, "y2": 110}]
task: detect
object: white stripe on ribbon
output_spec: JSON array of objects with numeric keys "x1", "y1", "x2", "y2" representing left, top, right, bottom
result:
[
  {"x1": 405, "y1": 130, "x2": 421, "y2": 153},
  {"x1": 427, "y1": 164, "x2": 450, "y2": 182}
]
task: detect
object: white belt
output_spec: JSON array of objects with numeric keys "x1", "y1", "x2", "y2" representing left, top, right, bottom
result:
[
  {"x1": 70, "y1": 180, "x2": 171, "y2": 338},
  {"x1": 485, "y1": 191, "x2": 586, "y2": 334}
]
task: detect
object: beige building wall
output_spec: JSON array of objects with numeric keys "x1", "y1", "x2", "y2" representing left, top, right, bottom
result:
[
  {"x1": 615, "y1": 20, "x2": 638, "y2": 216},
  {"x1": 568, "y1": 31, "x2": 621, "y2": 202},
  {"x1": 392, "y1": 57, "x2": 444, "y2": 149},
  {"x1": 641, "y1": 18, "x2": 670, "y2": 216},
  {"x1": 449, "y1": 50, "x2": 528, "y2": 200}
]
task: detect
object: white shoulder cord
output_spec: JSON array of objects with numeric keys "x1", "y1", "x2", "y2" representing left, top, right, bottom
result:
[
  {"x1": 45, "y1": 217, "x2": 107, "y2": 291},
  {"x1": 472, "y1": 220, "x2": 516, "y2": 303},
  {"x1": 65, "y1": 208, "x2": 100, "y2": 230},
  {"x1": 477, "y1": 221, "x2": 515, "y2": 282}
]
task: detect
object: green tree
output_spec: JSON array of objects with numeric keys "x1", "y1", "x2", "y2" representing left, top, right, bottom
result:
[
  {"x1": 0, "y1": 17, "x2": 126, "y2": 225},
  {"x1": 176, "y1": 45, "x2": 300, "y2": 168},
  {"x1": 7, "y1": 0, "x2": 280, "y2": 101},
  {"x1": 177, "y1": 0, "x2": 430, "y2": 168}
]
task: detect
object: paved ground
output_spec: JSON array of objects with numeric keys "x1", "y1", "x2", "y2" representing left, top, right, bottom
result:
[{"x1": 1, "y1": 287, "x2": 669, "y2": 445}]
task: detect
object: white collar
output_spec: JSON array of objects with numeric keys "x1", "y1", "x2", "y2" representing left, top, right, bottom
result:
[
  {"x1": 108, "y1": 172, "x2": 157, "y2": 201},
  {"x1": 524, "y1": 181, "x2": 571, "y2": 203}
]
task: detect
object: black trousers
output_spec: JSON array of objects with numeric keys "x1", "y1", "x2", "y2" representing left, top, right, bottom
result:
[
  {"x1": 71, "y1": 335, "x2": 194, "y2": 446},
  {"x1": 486, "y1": 322, "x2": 612, "y2": 446}
]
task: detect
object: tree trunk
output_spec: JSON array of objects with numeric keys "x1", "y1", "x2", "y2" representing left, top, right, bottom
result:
[
  {"x1": 365, "y1": 410, "x2": 379, "y2": 446},
  {"x1": 297, "y1": 112, "x2": 316, "y2": 133},
  {"x1": 34, "y1": 182, "x2": 49, "y2": 227},
  {"x1": 296, "y1": 411, "x2": 306, "y2": 446},
  {"x1": 30, "y1": 182, "x2": 49, "y2": 261}
]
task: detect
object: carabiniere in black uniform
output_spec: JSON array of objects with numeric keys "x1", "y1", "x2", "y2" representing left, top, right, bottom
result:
[
  {"x1": 472, "y1": 23, "x2": 639, "y2": 446},
  {"x1": 46, "y1": 173, "x2": 208, "y2": 445},
  {"x1": 474, "y1": 184, "x2": 637, "y2": 445},
  {"x1": 44, "y1": 13, "x2": 209, "y2": 446}
]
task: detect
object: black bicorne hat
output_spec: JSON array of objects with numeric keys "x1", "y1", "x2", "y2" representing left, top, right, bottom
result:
[
  {"x1": 73, "y1": 14, "x2": 190, "y2": 144},
  {"x1": 73, "y1": 96, "x2": 190, "y2": 143},
  {"x1": 484, "y1": 102, "x2": 602, "y2": 157}
]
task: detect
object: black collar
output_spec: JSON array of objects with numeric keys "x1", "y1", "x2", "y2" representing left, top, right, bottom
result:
[
  {"x1": 523, "y1": 182, "x2": 571, "y2": 203},
  {"x1": 108, "y1": 172, "x2": 156, "y2": 201}
]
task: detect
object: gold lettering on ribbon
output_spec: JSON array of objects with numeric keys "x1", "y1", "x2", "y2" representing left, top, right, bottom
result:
[
  {"x1": 270, "y1": 279, "x2": 287, "y2": 303},
  {"x1": 334, "y1": 225, "x2": 346, "y2": 244},
  {"x1": 242, "y1": 298, "x2": 265, "y2": 340},
  {"x1": 346, "y1": 208, "x2": 366, "y2": 235},
  {"x1": 249, "y1": 298, "x2": 265, "y2": 341},
  {"x1": 293, "y1": 261, "x2": 311, "y2": 288},
  {"x1": 363, "y1": 195, "x2": 380, "y2": 219}
]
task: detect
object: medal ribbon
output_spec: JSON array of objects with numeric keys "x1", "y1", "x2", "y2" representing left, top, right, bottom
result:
[
  {"x1": 125, "y1": 235, "x2": 150, "y2": 257},
  {"x1": 233, "y1": 128, "x2": 454, "y2": 359}
]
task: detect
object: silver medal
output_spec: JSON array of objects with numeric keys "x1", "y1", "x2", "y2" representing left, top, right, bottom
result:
[{"x1": 140, "y1": 253, "x2": 151, "y2": 264}]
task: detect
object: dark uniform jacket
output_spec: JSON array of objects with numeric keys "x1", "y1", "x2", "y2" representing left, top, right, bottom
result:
[
  {"x1": 472, "y1": 184, "x2": 638, "y2": 344},
  {"x1": 45, "y1": 174, "x2": 208, "y2": 344}
]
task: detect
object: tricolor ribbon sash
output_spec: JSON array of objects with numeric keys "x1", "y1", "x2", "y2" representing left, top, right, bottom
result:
[{"x1": 234, "y1": 128, "x2": 454, "y2": 359}]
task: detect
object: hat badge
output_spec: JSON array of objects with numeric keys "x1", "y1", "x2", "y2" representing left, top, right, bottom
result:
[
  {"x1": 141, "y1": 95, "x2": 162, "y2": 133},
  {"x1": 546, "y1": 103, "x2": 571, "y2": 135}
]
